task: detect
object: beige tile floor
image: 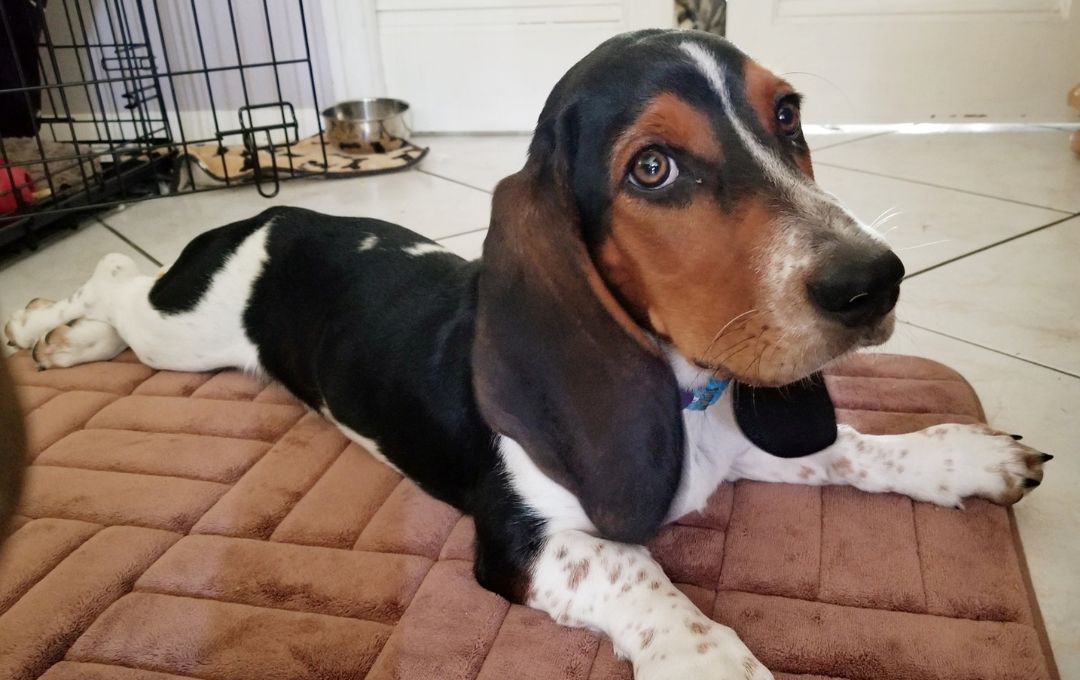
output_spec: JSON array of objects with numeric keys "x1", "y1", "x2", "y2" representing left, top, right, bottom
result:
[{"x1": 1, "y1": 127, "x2": 1078, "y2": 675}]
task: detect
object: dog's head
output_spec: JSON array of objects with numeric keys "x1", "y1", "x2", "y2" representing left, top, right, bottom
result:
[
  {"x1": 537, "y1": 30, "x2": 901, "y2": 385},
  {"x1": 473, "y1": 30, "x2": 902, "y2": 540}
]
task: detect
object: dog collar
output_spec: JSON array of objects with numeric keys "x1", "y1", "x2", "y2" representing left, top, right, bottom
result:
[{"x1": 680, "y1": 377, "x2": 730, "y2": 411}]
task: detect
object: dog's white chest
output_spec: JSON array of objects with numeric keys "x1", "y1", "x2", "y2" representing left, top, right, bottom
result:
[{"x1": 666, "y1": 394, "x2": 752, "y2": 522}]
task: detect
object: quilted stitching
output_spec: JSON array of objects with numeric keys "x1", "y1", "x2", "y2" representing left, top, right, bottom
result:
[{"x1": 0, "y1": 351, "x2": 1054, "y2": 680}]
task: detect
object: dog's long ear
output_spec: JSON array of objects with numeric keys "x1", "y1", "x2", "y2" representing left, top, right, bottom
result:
[
  {"x1": 732, "y1": 372, "x2": 837, "y2": 458},
  {"x1": 472, "y1": 122, "x2": 683, "y2": 545}
]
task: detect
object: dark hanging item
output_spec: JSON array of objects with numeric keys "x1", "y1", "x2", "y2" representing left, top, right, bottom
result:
[{"x1": 0, "y1": 0, "x2": 48, "y2": 136}]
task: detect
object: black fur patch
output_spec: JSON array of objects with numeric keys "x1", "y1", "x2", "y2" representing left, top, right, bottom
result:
[
  {"x1": 472, "y1": 462, "x2": 547, "y2": 602},
  {"x1": 732, "y1": 373, "x2": 838, "y2": 458},
  {"x1": 149, "y1": 207, "x2": 280, "y2": 314}
]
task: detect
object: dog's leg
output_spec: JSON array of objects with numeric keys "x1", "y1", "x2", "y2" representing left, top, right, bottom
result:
[
  {"x1": 6, "y1": 219, "x2": 270, "y2": 373},
  {"x1": 5, "y1": 296, "x2": 84, "y2": 350},
  {"x1": 4, "y1": 253, "x2": 143, "y2": 352},
  {"x1": 3, "y1": 298, "x2": 57, "y2": 349},
  {"x1": 730, "y1": 423, "x2": 1049, "y2": 507},
  {"x1": 31, "y1": 319, "x2": 128, "y2": 369},
  {"x1": 527, "y1": 529, "x2": 772, "y2": 679}
]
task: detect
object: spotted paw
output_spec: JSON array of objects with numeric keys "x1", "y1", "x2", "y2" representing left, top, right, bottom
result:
[
  {"x1": 4, "y1": 298, "x2": 55, "y2": 349},
  {"x1": 920, "y1": 424, "x2": 1050, "y2": 506},
  {"x1": 983, "y1": 434, "x2": 1049, "y2": 505}
]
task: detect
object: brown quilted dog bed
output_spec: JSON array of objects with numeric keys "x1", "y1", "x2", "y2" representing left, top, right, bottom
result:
[{"x1": 0, "y1": 351, "x2": 1058, "y2": 680}]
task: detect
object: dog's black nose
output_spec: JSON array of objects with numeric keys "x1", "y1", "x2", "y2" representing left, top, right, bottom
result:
[{"x1": 807, "y1": 249, "x2": 905, "y2": 328}]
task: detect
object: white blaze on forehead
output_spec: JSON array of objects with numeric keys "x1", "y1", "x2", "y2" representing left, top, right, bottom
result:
[
  {"x1": 679, "y1": 41, "x2": 818, "y2": 209},
  {"x1": 678, "y1": 41, "x2": 885, "y2": 243}
]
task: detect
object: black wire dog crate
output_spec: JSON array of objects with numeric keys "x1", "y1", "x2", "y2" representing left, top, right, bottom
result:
[{"x1": 0, "y1": 0, "x2": 328, "y2": 249}]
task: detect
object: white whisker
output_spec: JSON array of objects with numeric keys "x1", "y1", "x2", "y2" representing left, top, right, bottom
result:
[
  {"x1": 879, "y1": 222, "x2": 906, "y2": 238},
  {"x1": 714, "y1": 308, "x2": 758, "y2": 342},
  {"x1": 868, "y1": 206, "x2": 899, "y2": 232},
  {"x1": 868, "y1": 207, "x2": 903, "y2": 235},
  {"x1": 896, "y1": 239, "x2": 951, "y2": 252},
  {"x1": 691, "y1": 308, "x2": 760, "y2": 385}
]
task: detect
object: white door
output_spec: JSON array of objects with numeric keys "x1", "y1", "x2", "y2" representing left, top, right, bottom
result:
[
  {"x1": 375, "y1": 0, "x2": 673, "y2": 132},
  {"x1": 727, "y1": 0, "x2": 1080, "y2": 124}
]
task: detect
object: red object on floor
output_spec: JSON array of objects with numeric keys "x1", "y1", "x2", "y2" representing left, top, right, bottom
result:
[{"x1": 0, "y1": 159, "x2": 34, "y2": 214}]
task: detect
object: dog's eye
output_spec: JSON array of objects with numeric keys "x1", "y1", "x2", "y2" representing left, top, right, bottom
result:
[
  {"x1": 776, "y1": 101, "x2": 801, "y2": 137},
  {"x1": 628, "y1": 148, "x2": 679, "y2": 189}
]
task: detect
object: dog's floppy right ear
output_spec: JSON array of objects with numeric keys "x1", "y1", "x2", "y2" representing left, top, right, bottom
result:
[{"x1": 472, "y1": 132, "x2": 684, "y2": 545}]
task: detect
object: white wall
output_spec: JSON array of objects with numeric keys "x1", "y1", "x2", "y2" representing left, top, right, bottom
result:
[
  {"x1": 729, "y1": 0, "x2": 1080, "y2": 123},
  {"x1": 374, "y1": 0, "x2": 674, "y2": 132}
]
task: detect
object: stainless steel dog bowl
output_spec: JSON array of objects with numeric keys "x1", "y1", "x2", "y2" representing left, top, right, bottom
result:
[{"x1": 321, "y1": 98, "x2": 411, "y2": 146}]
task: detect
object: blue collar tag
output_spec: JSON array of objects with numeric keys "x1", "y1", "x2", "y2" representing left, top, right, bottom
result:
[{"x1": 681, "y1": 377, "x2": 730, "y2": 411}]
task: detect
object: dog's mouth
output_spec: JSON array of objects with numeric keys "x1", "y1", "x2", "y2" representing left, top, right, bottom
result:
[{"x1": 855, "y1": 309, "x2": 897, "y2": 348}]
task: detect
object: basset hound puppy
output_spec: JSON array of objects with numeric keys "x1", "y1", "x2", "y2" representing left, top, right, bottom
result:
[{"x1": 4, "y1": 29, "x2": 1050, "y2": 679}]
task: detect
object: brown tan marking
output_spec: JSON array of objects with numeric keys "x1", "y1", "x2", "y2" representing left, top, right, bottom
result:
[
  {"x1": 566, "y1": 558, "x2": 590, "y2": 590},
  {"x1": 640, "y1": 628, "x2": 655, "y2": 649},
  {"x1": 743, "y1": 656, "x2": 762, "y2": 679},
  {"x1": 599, "y1": 175, "x2": 784, "y2": 382},
  {"x1": 743, "y1": 60, "x2": 813, "y2": 178},
  {"x1": 608, "y1": 565, "x2": 622, "y2": 584},
  {"x1": 609, "y1": 92, "x2": 722, "y2": 190}
]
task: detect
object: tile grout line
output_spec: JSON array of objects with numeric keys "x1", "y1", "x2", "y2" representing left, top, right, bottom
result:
[
  {"x1": 815, "y1": 162, "x2": 1077, "y2": 214},
  {"x1": 903, "y1": 212, "x2": 1080, "y2": 280},
  {"x1": 809, "y1": 130, "x2": 895, "y2": 152},
  {"x1": 416, "y1": 168, "x2": 495, "y2": 196},
  {"x1": 436, "y1": 226, "x2": 488, "y2": 242},
  {"x1": 94, "y1": 218, "x2": 164, "y2": 268},
  {"x1": 896, "y1": 320, "x2": 1080, "y2": 380}
]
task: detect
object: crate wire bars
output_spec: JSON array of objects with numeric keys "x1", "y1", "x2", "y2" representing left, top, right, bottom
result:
[{"x1": 0, "y1": 0, "x2": 328, "y2": 250}]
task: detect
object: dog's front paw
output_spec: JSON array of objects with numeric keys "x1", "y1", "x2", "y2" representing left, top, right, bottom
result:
[
  {"x1": 633, "y1": 623, "x2": 772, "y2": 680},
  {"x1": 4, "y1": 298, "x2": 55, "y2": 349},
  {"x1": 922, "y1": 424, "x2": 1050, "y2": 506}
]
